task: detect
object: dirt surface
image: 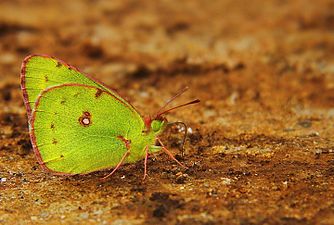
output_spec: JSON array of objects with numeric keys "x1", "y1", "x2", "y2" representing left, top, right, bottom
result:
[{"x1": 1, "y1": 0, "x2": 334, "y2": 224}]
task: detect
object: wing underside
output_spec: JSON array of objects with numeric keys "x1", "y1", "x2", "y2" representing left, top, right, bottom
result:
[
  {"x1": 31, "y1": 84, "x2": 143, "y2": 174},
  {"x1": 21, "y1": 54, "x2": 135, "y2": 120}
]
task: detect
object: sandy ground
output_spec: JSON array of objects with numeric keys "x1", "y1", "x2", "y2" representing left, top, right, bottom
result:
[{"x1": 1, "y1": 0, "x2": 334, "y2": 224}]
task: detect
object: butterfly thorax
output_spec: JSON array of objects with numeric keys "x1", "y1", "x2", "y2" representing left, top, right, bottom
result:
[{"x1": 124, "y1": 116, "x2": 167, "y2": 163}]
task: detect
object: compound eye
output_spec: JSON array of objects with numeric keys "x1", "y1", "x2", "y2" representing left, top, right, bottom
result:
[{"x1": 151, "y1": 120, "x2": 163, "y2": 132}]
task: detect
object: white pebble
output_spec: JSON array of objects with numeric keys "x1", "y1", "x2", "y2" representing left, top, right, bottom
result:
[{"x1": 221, "y1": 177, "x2": 232, "y2": 185}]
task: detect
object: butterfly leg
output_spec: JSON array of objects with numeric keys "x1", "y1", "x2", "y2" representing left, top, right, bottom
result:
[
  {"x1": 156, "y1": 138, "x2": 188, "y2": 169},
  {"x1": 143, "y1": 145, "x2": 149, "y2": 180},
  {"x1": 101, "y1": 136, "x2": 131, "y2": 180}
]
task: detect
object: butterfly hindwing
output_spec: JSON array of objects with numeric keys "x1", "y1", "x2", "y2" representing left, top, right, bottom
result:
[{"x1": 31, "y1": 84, "x2": 144, "y2": 174}]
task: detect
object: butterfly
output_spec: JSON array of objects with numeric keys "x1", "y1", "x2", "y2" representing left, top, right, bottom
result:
[{"x1": 20, "y1": 54, "x2": 199, "y2": 179}]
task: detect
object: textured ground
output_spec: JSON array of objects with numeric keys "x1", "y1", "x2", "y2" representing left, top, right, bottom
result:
[{"x1": 1, "y1": 0, "x2": 334, "y2": 224}]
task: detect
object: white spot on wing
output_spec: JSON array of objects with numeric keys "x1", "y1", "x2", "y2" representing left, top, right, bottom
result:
[{"x1": 82, "y1": 118, "x2": 90, "y2": 125}]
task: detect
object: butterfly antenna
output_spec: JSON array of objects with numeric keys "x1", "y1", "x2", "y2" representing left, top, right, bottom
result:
[
  {"x1": 155, "y1": 86, "x2": 189, "y2": 117},
  {"x1": 156, "y1": 99, "x2": 200, "y2": 118}
]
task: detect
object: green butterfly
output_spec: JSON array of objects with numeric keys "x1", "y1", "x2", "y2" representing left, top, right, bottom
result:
[{"x1": 21, "y1": 55, "x2": 199, "y2": 179}]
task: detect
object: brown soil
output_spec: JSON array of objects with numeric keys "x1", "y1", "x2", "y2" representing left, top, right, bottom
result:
[{"x1": 1, "y1": 0, "x2": 334, "y2": 224}]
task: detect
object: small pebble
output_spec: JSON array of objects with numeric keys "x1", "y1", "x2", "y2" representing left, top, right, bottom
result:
[
  {"x1": 177, "y1": 124, "x2": 185, "y2": 132},
  {"x1": 220, "y1": 177, "x2": 232, "y2": 185},
  {"x1": 30, "y1": 216, "x2": 38, "y2": 221},
  {"x1": 80, "y1": 213, "x2": 89, "y2": 219}
]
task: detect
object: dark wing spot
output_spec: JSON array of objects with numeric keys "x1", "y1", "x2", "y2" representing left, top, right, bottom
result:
[
  {"x1": 83, "y1": 111, "x2": 91, "y2": 117},
  {"x1": 44, "y1": 75, "x2": 49, "y2": 82},
  {"x1": 60, "y1": 98, "x2": 66, "y2": 104},
  {"x1": 95, "y1": 88, "x2": 103, "y2": 98},
  {"x1": 60, "y1": 154, "x2": 64, "y2": 158},
  {"x1": 79, "y1": 111, "x2": 92, "y2": 127},
  {"x1": 117, "y1": 136, "x2": 131, "y2": 149},
  {"x1": 56, "y1": 62, "x2": 62, "y2": 68},
  {"x1": 50, "y1": 123, "x2": 55, "y2": 130},
  {"x1": 52, "y1": 138, "x2": 58, "y2": 145}
]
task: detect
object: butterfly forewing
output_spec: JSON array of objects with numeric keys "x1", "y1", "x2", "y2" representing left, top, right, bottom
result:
[{"x1": 21, "y1": 55, "x2": 134, "y2": 120}]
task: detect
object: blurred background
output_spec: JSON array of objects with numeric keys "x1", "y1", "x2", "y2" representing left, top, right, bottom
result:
[{"x1": 1, "y1": 0, "x2": 334, "y2": 224}]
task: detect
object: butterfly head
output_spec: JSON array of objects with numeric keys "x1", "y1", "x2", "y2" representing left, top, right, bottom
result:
[
  {"x1": 143, "y1": 87, "x2": 200, "y2": 135},
  {"x1": 144, "y1": 115, "x2": 167, "y2": 135}
]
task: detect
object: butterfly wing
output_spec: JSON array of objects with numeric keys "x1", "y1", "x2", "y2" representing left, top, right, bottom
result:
[
  {"x1": 31, "y1": 84, "x2": 144, "y2": 174},
  {"x1": 21, "y1": 54, "x2": 132, "y2": 120}
]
